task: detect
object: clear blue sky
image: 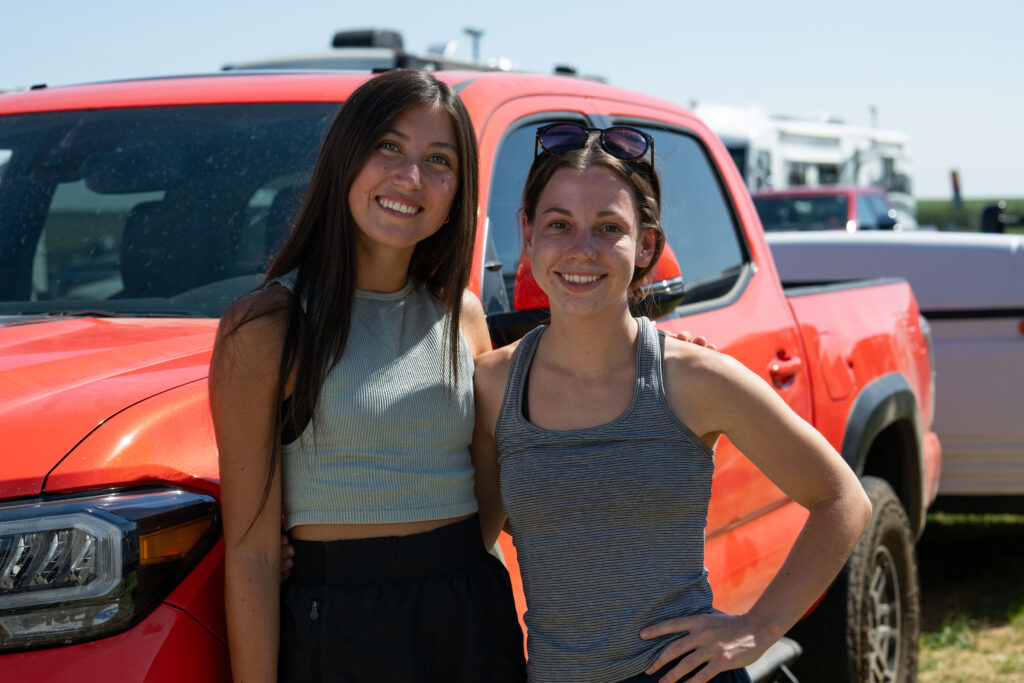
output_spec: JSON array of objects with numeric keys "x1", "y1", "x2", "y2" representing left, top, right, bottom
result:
[{"x1": 4, "y1": 0, "x2": 1021, "y2": 198}]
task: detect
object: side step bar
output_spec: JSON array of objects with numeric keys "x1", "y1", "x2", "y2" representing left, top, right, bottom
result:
[{"x1": 745, "y1": 637, "x2": 802, "y2": 683}]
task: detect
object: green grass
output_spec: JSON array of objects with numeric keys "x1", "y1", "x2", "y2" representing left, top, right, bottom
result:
[
  {"x1": 917, "y1": 197, "x2": 1024, "y2": 233},
  {"x1": 918, "y1": 513, "x2": 1024, "y2": 680}
]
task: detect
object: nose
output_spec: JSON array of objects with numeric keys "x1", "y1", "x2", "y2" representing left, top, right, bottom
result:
[
  {"x1": 392, "y1": 160, "x2": 422, "y2": 190},
  {"x1": 568, "y1": 227, "x2": 598, "y2": 260}
]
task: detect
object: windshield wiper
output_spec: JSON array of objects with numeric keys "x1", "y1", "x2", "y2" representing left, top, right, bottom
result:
[{"x1": 46, "y1": 310, "x2": 122, "y2": 317}]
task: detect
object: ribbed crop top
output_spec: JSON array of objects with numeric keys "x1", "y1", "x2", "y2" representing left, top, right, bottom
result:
[
  {"x1": 272, "y1": 272, "x2": 478, "y2": 528},
  {"x1": 496, "y1": 317, "x2": 716, "y2": 683}
]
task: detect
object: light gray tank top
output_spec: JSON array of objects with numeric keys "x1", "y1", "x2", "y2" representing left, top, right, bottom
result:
[
  {"x1": 273, "y1": 272, "x2": 478, "y2": 528},
  {"x1": 497, "y1": 317, "x2": 715, "y2": 683}
]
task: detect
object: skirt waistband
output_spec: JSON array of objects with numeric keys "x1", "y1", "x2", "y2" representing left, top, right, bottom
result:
[{"x1": 289, "y1": 514, "x2": 488, "y2": 585}]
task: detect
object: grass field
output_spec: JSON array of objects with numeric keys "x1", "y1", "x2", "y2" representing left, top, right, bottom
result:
[
  {"x1": 917, "y1": 513, "x2": 1024, "y2": 681},
  {"x1": 916, "y1": 198, "x2": 1024, "y2": 233}
]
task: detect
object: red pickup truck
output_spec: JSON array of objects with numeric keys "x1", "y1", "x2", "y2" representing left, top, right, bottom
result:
[{"x1": 0, "y1": 70, "x2": 939, "y2": 682}]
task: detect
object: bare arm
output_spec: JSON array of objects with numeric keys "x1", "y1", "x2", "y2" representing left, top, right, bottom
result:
[
  {"x1": 461, "y1": 289, "x2": 511, "y2": 547},
  {"x1": 211, "y1": 289, "x2": 292, "y2": 683},
  {"x1": 641, "y1": 343, "x2": 872, "y2": 682},
  {"x1": 460, "y1": 288, "x2": 493, "y2": 359},
  {"x1": 468, "y1": 346, "x2": 517, "y2": 548}
]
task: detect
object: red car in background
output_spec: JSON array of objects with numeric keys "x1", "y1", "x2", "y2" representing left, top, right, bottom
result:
[
  {"x1": 752, "y1": 185, "x2": 903, "y2": 233},
  {"x1": 0, "y1": 67, "x2": 939, "y2": 682}
]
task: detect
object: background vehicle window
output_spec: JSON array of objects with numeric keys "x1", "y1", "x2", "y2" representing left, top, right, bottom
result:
[
  {"x1": 869, "y1": 195, "x2": 893, "y2": 221},
  {"x1": 753, "y1": 195, "x2": 848, "y2": 231},
  {"x1": 856, "y1": 196, "x2": 880, "y2": 229},
  {"x1": 633, "y1": 126, "x2": 746, "y2": 304}
]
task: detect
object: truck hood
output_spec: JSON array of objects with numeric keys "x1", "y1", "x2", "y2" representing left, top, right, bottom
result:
[{"x1": 0, "y1": 317, "x2": 218, "y2": 498}]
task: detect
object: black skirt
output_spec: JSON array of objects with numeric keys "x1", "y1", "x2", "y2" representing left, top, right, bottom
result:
[{"x1": 279, "y1": 515, "x2": 526, "y2": 682}]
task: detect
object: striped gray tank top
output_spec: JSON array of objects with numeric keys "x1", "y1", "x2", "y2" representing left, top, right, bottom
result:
[{"x1": 497, "y1": 317, "x2": 715, "y2": 683}]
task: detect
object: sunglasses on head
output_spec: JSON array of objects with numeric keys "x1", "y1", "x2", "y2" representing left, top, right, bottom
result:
[{"x1": 534, "y1": 122, "x2": 655, "y2": 164}]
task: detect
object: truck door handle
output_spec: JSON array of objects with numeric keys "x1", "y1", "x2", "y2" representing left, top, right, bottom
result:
[{"x1": 769, "y1": 355, "x2": 803, "y2": 389}]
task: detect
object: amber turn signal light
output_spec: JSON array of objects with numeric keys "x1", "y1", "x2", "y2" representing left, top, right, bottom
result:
[{"x1": 140, "y1": 517, "x2": 214, "y2": 565}]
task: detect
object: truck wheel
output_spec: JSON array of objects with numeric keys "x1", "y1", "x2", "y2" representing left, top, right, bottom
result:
[{"x1": 787, "y1": 476, "x2": 920, "y2": 682}]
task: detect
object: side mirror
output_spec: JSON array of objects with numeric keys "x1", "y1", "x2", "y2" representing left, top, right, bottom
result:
[
  {"x1": 512, "y1": 242, "x2": 686, "y2": 318},
  {"x1": 636, "y1": 242, "x2": 686, "y2": 318}
]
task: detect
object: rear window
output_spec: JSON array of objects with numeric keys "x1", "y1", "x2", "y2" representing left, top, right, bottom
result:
[
  {"x1": 753, "y1": 194, "x2": 849, "y2": 232},
  {"x1": 0, "y1": 103, "x2": 338, "y2": 318}
]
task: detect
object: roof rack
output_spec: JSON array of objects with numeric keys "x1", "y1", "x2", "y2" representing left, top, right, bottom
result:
[{"x1": 223, "y1": 28, "x2": 520, "y2": 74}]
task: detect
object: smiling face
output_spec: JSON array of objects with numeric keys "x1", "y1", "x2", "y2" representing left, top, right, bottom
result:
[
  {"x1": 524, "y1": 165, "x2": 657, "y2": 319},
  {"x1": 347, "y1": 103, "x2": 459, "y2": 262}
]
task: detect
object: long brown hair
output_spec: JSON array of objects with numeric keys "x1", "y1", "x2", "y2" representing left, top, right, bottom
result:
[
  {"x1": 520, "y1": 138, "x2": 664, "y2": 298},
  {"x1": 239, "y1": 70, "x2": 478, "y2": 522}
]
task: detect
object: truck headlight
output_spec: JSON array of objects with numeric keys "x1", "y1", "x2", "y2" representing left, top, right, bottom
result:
[{"x1": 0, "y1": 488, "x2": 219, "y2": 653}]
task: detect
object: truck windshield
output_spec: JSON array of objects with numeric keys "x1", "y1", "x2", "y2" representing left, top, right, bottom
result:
[
  {"x1": 0, "y1": 103, "x2": 338, "y2": 318},
  {"x1": 753, "y1": 195, "x2": 849, "y2": 232}
]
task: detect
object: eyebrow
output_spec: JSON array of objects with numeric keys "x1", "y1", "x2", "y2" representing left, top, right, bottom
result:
[
  {"x1": 540, "y1": 207, "x2": 628, "y2": 218},
  {"x1": 383, "y1": 127, "x2": 458, "y2": 153}
]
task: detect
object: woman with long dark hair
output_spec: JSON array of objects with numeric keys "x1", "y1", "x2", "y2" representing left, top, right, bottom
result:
[{"x1": 210, "y1": 70, "x2": 525, "y2": 683}]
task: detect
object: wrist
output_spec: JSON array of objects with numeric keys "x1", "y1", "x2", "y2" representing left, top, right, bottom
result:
[{"x1": 743, "y1": 609, "x2": 786, "y2": 645}]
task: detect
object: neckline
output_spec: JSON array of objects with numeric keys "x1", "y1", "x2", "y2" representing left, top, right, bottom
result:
[
  {"x1": 355, "y1": 279, "x2": 415, "y2": 301},
  {"x1": 517, "y1": 317, "x2": 647, "y2": 435}
]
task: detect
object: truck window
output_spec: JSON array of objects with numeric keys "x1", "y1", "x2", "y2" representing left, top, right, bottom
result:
[
  {"x1": 632, "y1": 125, "x2": 747, "y2": 306},
  {"x1": 856, "y1": 196, "x2": 880, "y2": 230},
  {"x1": 483, "y1": 119, "x2": 747, "y2": 315},
  {"x1": 0, "y1": 104, "x2": 336, "y2": 317},
  {"x1": 483, "y1": 118, "x2": 587, "y2": 313}
]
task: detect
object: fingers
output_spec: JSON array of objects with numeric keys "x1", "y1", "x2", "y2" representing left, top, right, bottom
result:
[
  {"x1": 640, "y1": 615, "x2": 698, "y2": 640},
  {"x1": 280, "y1": 534, "x2": 295, "y2": 582},
  {"x1": 645, "y1": 611, "x2": 760, "y2": 683},
  {"x1": 641, "y1": 616, "x2": 698, "y2": 674},
  {"x1": 641, "y1": 613, "x2": 733, "y2": 680},
  {"x1": 646, "y1": 642, "x2": 724, "y2": 683},
  {"x1": 662, "y1": 656, "x2": 721, "y2": 683},
  {"x1": 672, "y1": 330, "x2": 718, "y2": 352},
  {"x1": 280, "y1": 534, "x2": 295, "y2": 555}
]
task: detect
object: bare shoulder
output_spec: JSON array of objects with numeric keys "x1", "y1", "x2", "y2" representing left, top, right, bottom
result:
[
  {"x1": 660, "y1": 334, "x2": 770, "y2": 432},
  {"x1": 459, "y1": 289, "x2": 492, "y2": 358},
  {"x1": 661, "y1": 334, "x2": 738, "y2": 387},
  {"x1": 211, "y1": 285, "x2": 294, "y2": 384},
  {"x1": 474, "y1": 340, "x2": 519, "y2": 389},
  {"x1": 472, "y1": 340, "x2": 521, "y2": 425}
]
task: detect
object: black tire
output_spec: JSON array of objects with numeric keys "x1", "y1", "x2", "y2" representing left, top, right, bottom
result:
[{"x1": 786, "y1": 476, "x2": 920, "y2": 682}]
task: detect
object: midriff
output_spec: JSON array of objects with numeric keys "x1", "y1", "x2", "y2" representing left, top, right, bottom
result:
[{"x1": 290, "y1": 512, "x2": 476, "y2": 541}]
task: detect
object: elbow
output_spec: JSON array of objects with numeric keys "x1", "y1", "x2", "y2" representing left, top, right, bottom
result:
[{"x1": 849, "y1": 485, "x2": 873, "y2": 542}]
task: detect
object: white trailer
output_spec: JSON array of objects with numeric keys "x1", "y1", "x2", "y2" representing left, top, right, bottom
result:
[{"x1": 695, "y1": 103, "x2": 916, "y2": 223}]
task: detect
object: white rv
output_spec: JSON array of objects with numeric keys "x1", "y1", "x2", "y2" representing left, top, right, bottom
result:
[{"x1": 695, "y1": 103, "x2": 916, "y2": 224}]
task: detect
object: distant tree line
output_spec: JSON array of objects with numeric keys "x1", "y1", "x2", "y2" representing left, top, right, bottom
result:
[{"x1": 916, "y1": 198, "x2": 1024, "y2": 232}]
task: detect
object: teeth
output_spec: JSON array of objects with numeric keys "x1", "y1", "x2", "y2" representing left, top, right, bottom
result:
[
  {"x1": 561, "y1": 273, "x2": 600, "y2": 284},
  {"x1": 378, "y1": 197, "x2": 419, "y2": 215}
]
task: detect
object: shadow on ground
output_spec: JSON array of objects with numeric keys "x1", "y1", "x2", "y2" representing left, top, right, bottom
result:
[{"x1": 917, "y1": 513, "x2": 1024, "y2": 629}]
